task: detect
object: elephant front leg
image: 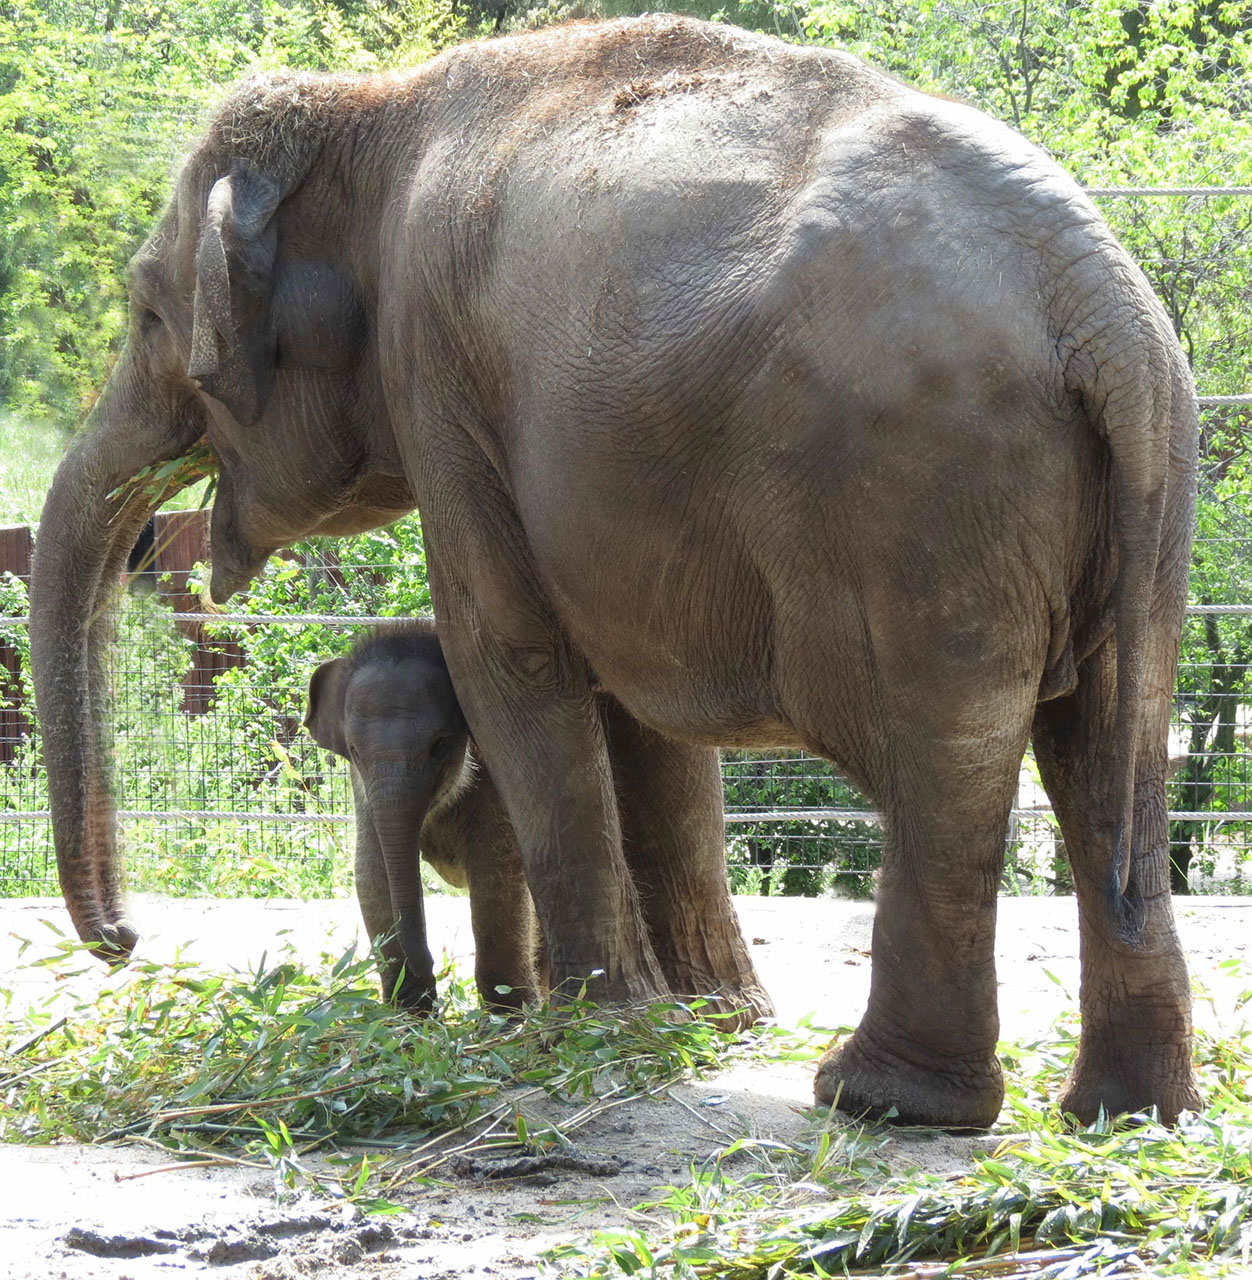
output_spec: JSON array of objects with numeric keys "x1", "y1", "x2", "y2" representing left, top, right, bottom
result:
[
  {"x1": 431, "y1": 557, "x2": 668, "y2": 1008},
  {"x1": 602, "y1": 698, "x2": 774, "y2": 1031},
  {"x1": 466, "y1": 859, "x2": 546, "y2": 1012}
]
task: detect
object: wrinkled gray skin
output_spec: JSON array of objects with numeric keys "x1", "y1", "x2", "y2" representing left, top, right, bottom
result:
[
  {"x1": 31, "y1": 15, "x2": 1199, "y2": 1127},
  {"x1": 304, "y1": 621, "x2": 546, "y2": 1012}
]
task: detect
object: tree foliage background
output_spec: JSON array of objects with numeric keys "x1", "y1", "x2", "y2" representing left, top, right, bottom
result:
[
  {"x1": 3, "y1": 0, "x2": 1249, "y2": 422},
  {"x1": 2, "y1": 0, "x2": 1251, "y2": 893}
]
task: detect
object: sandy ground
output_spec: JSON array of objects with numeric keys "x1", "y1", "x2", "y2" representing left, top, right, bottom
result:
[{"x1": 3, "y1": 892, "x2": 1251, "y2": 1278}]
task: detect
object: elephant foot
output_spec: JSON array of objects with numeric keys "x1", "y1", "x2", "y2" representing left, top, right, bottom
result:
[
  {"x1": 649, "y1": 930, "x2": 775, "y2": 1033},
  {"x1": 85, "y1": 917, "x2": 140, "y2": 967},
  {"x1": 669, "y1": 979, "x2": 775, "y2": 1033},
  {"x1": 476, "y1": 976, "x2": 543, "y2": 1014},
  {"x1": 1059, "y1": 1045, "x2": 1201, "y2": 1126},
  {"x1": 383, "y1": 966, "x2": 437, "y2": 1014},
  {"x1": 547, "y1": 962, "x2": 670, "y2": 1011},
  {"x1": 815, "y1": 1031, "x2": 1004, "y2": 1129}
]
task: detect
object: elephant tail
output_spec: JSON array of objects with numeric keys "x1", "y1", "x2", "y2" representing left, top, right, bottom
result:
[{"x1": 1059, "y1": 276, "x2": 1179, "y2": 945}]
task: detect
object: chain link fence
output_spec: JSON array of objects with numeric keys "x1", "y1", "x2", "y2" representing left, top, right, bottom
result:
[{"x1": 2, "y1": 525, "x2": 1250, "y2": 901}]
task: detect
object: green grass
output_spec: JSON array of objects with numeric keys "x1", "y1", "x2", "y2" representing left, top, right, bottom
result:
[
  {"x1": 551, "y1": 1110, "x2": 1252, "y2": 1276},
  {"x1": 551, "y1": 1001, "x2": 1252, "y2": 1279},
  {"x1": 0, "y1": 414, "x2": 214, "y2": 529},
  {"x1": 117, "y1": 824, "x2": 461, "y2": 900},
  {"x1": 0, "y1": 927, "x2": 740, "y2": 1203},
  {"x1": 0, "y1": 415, "x2": 66, "y2": 527},
  {"x1": 5, "y1": 935, "x2": 1252, "y2": 1277}
]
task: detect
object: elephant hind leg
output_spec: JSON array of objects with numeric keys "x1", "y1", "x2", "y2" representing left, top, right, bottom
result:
[
  {"x1": 603, "y1": 697, "x2": 774, "y2": 1032},
  {"x1": 814, "y1": 662, "x2": 1040, "y2": 1129},
  {"x1": 1033, "y1": 636, "x2": 1199, "y2": 1125}
]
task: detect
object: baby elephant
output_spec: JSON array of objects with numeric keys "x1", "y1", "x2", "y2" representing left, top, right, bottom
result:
[{"x1": 304, "y1": 622, "x2": 545, "y2": 1012}]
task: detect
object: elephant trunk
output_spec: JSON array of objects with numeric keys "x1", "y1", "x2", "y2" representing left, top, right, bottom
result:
[
  {"x1": 369, "y1": 777, "x2": 438, "y2": 1010},
  {"x1": 29, "y1": 362, "x2": 202, "y2": 960}
]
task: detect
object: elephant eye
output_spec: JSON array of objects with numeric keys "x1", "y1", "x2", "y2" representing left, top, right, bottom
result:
[
  {"x1": 138, "y1": 308, "x2": 162, "y2": 336},
  {"x1": 430, "y1": 736, "x2": 451, "y2": 759}
]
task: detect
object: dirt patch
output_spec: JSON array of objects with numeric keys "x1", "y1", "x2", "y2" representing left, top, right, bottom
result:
[{"x1": 2, "y1": 893, "x2": 1250, "y2": 1277}]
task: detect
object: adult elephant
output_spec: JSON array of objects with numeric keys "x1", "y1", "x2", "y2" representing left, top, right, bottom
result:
[{"x1": 30, "y1": 15, "x2": 1199, "y2": 1127}]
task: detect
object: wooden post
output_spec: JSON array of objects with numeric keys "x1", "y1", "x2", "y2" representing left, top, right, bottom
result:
[
  {"x1": 0, "y1": 525, "x2": 33, "y2": 765},
  {"x1": 150, "y1": 510, "x2": 246, "y2": 715}
]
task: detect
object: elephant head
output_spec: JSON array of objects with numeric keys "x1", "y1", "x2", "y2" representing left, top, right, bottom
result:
[
  {"x1": 28, "y1": 74, "x2": 416, "y2": 957},
  {"x1": 304, "y1": 624, "x2": 472, "y2": 1011}
]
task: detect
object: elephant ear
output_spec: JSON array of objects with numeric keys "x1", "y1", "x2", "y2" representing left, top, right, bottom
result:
[
  {"x1": 305, "y1": 657, "x2": 352, "y2": 758},
  {"x1": 187, "y1": 161, "x2": 283, "y2": 426}
]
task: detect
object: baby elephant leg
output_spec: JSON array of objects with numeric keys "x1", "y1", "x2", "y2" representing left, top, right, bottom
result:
[{"x1": 422, "y1": 764, "x2": 546, "y2": 1011}]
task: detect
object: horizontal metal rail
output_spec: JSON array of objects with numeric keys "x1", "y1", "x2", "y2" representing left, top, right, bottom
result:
[
  {"x1": 0, "y1": 809, "x2": 353, "y2": 824},
  {"x1": 3, "y1": 807, "x2": 1250, "y2": 826},
  {"x1": 1083, "y1": 186, "x2": 1252, "y2": 197},
  {"x1": 726, "y1": 808, "x2": 1252, "y2": 825},
  {"x1": 0, "y1": 613, "x2": 414, "y2": 627},
  {"x1": 147, "y1": 612, "x2": 417, "y2": 626},
  {"x1": 8, "y1": 603, "x2": 1252, "y2": 628}
]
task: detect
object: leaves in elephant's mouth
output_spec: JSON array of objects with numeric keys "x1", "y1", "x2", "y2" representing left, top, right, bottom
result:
[{"x1": 108, "y1": 438, "x2": 220, "y2": 514}]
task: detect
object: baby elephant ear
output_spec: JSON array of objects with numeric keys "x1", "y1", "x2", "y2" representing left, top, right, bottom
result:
[
  {"x1": 305, "y1": 658, "x2": 351, "y2": 758},
  {"x1": 187, "y1": 161, "x2": 283, "y2": 426}
]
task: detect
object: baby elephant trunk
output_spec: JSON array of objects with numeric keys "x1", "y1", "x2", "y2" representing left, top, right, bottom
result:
[{"x1": 370, "y1": 779, "x2": 439, "y2": 1011}]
